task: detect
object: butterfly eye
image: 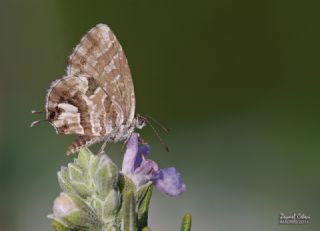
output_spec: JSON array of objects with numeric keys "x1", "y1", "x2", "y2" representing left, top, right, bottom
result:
[{"x1": 136, "y1": 116, "x2": 146, "y2": 129}]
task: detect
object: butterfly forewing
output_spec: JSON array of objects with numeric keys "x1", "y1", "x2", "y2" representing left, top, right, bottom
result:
[{"x1": 67, "y1": 24, "x2": 135, "y2": 124}]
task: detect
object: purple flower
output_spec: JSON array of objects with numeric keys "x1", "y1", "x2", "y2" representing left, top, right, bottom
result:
[{"x1": 122, "y1": 133, "x2": 186, "y2": 197}]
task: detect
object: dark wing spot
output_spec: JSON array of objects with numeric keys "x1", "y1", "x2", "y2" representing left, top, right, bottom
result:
[
  {"x1": 103, "y1": 95, "x2": 112, "y2": 112},
  {"x1": 48, "y1": 111, "x2": 55, "y2": 121},
  {"x1": 103, "y1": 96, "x2": 115, "y2": 125},
  {"x1": 110, "y1": 108, "x2": 118, "y2": 128},
  {"x1": 86, "y1": 77, "x2": 99, "y2": 96},
  {"x1": 48, "y1": 106, "x2": 63, "y2": 122},
  {"x1": 59, "y1": 124, "x2": 69, "y2": 133}
]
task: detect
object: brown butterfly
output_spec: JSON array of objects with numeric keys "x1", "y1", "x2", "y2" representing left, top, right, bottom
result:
[{"x1": 31, "y1": 24, "x2": 147, "y2": 155}]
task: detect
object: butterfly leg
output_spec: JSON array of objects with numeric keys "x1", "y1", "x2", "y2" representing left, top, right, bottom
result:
[
  {"x1": 66, "y1": 135, "x2": 100, "y2": 155},
  {"x1": 98, "y1": 141, "x2": 107, "y2": 155},
  {"x1": 121, "y1": 137, "x2": 130, "y2": 152}
]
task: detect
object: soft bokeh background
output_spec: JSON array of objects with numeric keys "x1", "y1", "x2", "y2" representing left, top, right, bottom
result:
[{"x1": 1, "y1": 0, "x2": 319, "y2": 230}]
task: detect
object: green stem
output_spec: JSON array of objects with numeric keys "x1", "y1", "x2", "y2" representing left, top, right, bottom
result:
[
  {"x1": 141, "y1": 227, "x2": 151, "y2": 231},
  {"x1": 180, "y1": 213, "x2": 192, "y2": 231},
  {"x1": 121, "y1": 193, "x2": 137, "y2": 231}
]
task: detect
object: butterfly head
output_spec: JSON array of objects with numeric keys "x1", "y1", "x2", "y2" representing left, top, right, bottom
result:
[{"x1": 135, "y1": 114, "x2": 146, "y2": 129}]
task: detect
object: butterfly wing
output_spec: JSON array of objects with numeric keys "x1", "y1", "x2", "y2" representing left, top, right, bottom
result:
[
  {"x1": 45, "y1": 24, "x2": 135, "y2": 136},
  {"x1": 67, "y1": 24, "x2": 135, "y2": 125},
  {"x1": 46, "y1": 76, "x2": 112, "y2": 136}
]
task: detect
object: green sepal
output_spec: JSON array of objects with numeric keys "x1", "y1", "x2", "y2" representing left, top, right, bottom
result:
[
  {"x1": 77, "y1": 149, "x2": 91, "y2": 169},
  {"x1": 58, "y1": 162, "x2": 92, "y2": 198},
  {"x1": 68, "y1": 179, "x2": 91, "y2": 198},
  {"x1": 118, "y1": 174, "x2": 136, "y2": 195},
  {"x1": 136, "y1": 183, "x2": 153, "y2": 229},
  {"x1": 117, "y1": 174, "x2": 136, "y2": 225},
  {"x1": 52, "y1": 220, "x2": 70, "y2": 231},
  {"x1": 180, "y1": 213, "x2": 192, "y2": 231},
  {"x1": 90, "y1": 189, "x2": 121, "y2": 224},
  {"x1": 89, "y1": 195, "x2": 104, "y2": 219},
  {"x1": 57, "y1": 167, "x2": 77, "y2": 194},
  {"x1": 102, "y1": 224, "x2": 120, "y2": 231},
  {"x1": 68, "y1": 194, "x2": 100, "y2": 228},
  {"x1": 68, "y1": 163, "x2": 84, "y2": 183},
  {"x1": 135, "y1": 182, "x2": 152, "y2": 206},
  {"x1": 103, "y1": 189, "x2": 121, "y2": 219},
  {"x1": 88, "y1": 154, "x2": 99, "y2": 181},
  {"x1": 94, "y1": 155, "x2": 118, "y2": 198}
]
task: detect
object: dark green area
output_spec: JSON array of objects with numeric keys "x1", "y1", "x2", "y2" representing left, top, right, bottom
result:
[{"x1": 0, "y1": 0, "x2": 319, "y2": 230}]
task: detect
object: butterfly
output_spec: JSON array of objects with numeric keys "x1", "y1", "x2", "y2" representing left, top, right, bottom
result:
[{"x1": 31, "y1": 24, "x2": 147, "y2": 155}]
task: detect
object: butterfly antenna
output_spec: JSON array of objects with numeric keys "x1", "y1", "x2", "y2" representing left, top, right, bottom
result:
[
  {"x1": 30, "y1": 119, "x2": 47, "y2": 127},
  {"x1": 30, "y1": 110, "x2": 47, "y2": 127},
  {"x1": 121, "y1": 138, "x2": 130, "y2": 152},
  {"x1": 31, "y1": 110, "x2": 44, "y2": 114},
  {"x1": 144, "y1": 115, "x2": 170, "y2": 133},
  {"x1": 145, "y1": 118, "x2": 170, "y2": 152}
]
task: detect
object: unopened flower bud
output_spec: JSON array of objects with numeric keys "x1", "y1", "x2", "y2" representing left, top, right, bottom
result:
[
  {"x1": 49, "y1": 193, "x2": 100, "y2": 230},
  {"x1": 53, "y1": 193, "x2": 77, "y2": 218}
]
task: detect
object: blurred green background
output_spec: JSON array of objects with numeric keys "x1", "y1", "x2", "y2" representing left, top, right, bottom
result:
[{"x1": 1, "y1": 0, "x2": 319, "y2": 230}]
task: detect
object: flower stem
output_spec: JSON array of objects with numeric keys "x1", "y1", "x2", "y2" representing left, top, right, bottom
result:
[{"x1": 180, "y1": 213, "x2": 192, "y2": 231}]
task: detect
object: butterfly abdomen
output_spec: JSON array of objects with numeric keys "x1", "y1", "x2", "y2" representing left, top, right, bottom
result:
[{"x1": 66, "y1": 136, "x2": 100, "y2": 155}]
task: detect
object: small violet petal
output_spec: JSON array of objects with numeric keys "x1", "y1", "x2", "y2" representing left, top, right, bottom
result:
[
  {"x1": 138, "y1": 144, "x2": 151, "y2": 157},
  {"x1": 122, "y1": 133, "x2": 139, "y2": 175},
  {"x1": 152, "y1": 167, "x2": 186, "y2": 197},
  {"x1": 134, "y1": 143, "x2": 150, "y2": 169},
  {"x1": 130, "y1": 160, "x2": 159, "y2": 187},
  {"x1": 122, "y1": 133, "x2": 186, "y2": 196}
]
